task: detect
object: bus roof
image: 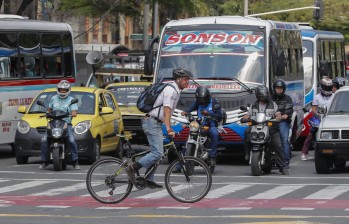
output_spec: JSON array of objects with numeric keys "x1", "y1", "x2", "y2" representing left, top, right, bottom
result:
[
  {"x1": 164, "y1": 16, "x2": 300, "y2": 30},
  {"x1": 301, "y1": 30, "x2": 344, "y2": 39},
  {"x1": 0, "y1": 19, "x2": 71, "y2": 32}
]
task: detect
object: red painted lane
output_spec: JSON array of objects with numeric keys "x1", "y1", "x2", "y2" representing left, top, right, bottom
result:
[
  {"x1": 0, "y1": 78, "x2": 75, "y2": 87},
  {"x1": 1, "y1": 195, "x2": 349, "y2": 209}
]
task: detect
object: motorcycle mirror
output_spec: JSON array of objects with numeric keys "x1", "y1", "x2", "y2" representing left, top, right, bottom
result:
[
  {"x1": 240, "y1": 105, "x2": 247, "y2": 111},
  {"x1": 302, "y1": 107, "x2": 309, "y2": 113},
  {"x1": 213, "y1": 104, "x2": 221, "y2": 110},
  {"x1": 70, "y1": 98, "x2": 79, "y2": 105},
  {"x1": 36, "y1": 100, "x2": 45, "y2": 107}
]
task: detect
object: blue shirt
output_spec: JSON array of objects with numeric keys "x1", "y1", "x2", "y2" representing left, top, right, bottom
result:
[{"x1": 49, "y1": 95, "x2": 78, "y2": 124}]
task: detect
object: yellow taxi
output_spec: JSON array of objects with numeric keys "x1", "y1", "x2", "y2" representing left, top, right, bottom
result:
[
  {"x1": 14, "y1": 87, "x2": 124, "y2": 164},
  {"x1": 105, "y1": 81, "x2": 151, "y2": 144}
]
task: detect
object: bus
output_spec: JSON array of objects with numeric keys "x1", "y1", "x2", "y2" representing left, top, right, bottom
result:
[
  {"x1": 300, "y1": 29, "x2": 346, "y2": 140},
  {"x1": 0, "y1": 17, "x2": 76, "y2": 146},
  {"x1": 144, "y1": 16, "x2": 305, "y2": 155}
]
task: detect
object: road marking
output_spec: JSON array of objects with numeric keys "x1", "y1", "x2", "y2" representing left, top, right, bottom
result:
[
  {"x1": 248, "y1": 185, "x2": 304, "y2": 199},
  {"x1": 95, "y1": 207, "x2": 130, "y2": 210},
  {"x1": 205, "y1": 184, "x2": 252, "y2": 198},
  {"x1": 280, "y1": 207, "x2": 315, "y2": 211},
  {"x1": 304, "y1": 185, "x2": 349, "y2": 199},
  {"x1": 217, "y1": 207, "x2": 252, "y2": 210},
  {"x1": 30, "y1": 182, "x2": 86, "y2": 196},
  {"x1": 0, "y1": 180, "x2": 56, "y2": 193},
  {"x1": 157, "y1": 207, "x2": 190, "y2": 209},
  {"x1": 37, "y1": 205, "x2": 71, "y2": 209},
  {"x1": 136, "y1": 184, "x2": 188, "y2": 199}
]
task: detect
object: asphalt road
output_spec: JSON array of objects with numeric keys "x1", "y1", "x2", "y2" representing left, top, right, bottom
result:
[{"x1": 1, "y1": 144, "x2": 349, "y2": 224}]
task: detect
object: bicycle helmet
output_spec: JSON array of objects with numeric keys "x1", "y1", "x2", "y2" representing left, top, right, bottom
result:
[
  {"x1": 320, "y1": 77, "x2": 333, "y2": 97},
  {"x1": 172, "y1": 68, "x2": 193, "y2": 79},
  {"x1": 333, "y1": 77, "x2": 345, "y2": 89},
  {"x1": 195, "y1": 86, "x2": 211, "y2": 106},
  {"x1": 272, "y1": 79, "x2": 286, "y2": 97},
  {"x1": 255, "y1": 85, "x2": 270, "y2": 102},
  {"x1": 57, "y1": 80, "x2": 71, "y2": 99}
]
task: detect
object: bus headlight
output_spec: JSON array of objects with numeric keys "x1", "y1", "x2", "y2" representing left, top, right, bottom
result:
[
  {"x1": 17, "y1": 120, "x2": 30, "y2": 134},
  {"x1": 189, "y1": 121, "x2": 199, "y2": 132},
  {"x1": 74, "y1": 120, "x2": 92, "y2": 135}
]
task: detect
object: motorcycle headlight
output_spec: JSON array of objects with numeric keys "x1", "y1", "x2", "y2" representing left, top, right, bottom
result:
[
  {"x1": 52, "y1": 128, "x2": 62, "y2": 139},
  {"x1": 189, "y1": 121, "x2": 199, "y2": 132},
  {"x1": 74, "y1": 120, "x2": 92, "y2": 135},
  {"x1": 251, "y1": 132, "x2": 258, "y2": 140},
  {"x1": 257, "y1": 132, "x2": 265, "y2": 139},
  {"x1": 320, "y1": 131, "x2": 332, "y2": 140},
  {"x1": 17, "y1": 120, "x2": 30, "y2": 134}
]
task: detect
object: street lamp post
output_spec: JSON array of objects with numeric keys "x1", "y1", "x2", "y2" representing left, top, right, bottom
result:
[{"x1": 244, "y1": 0, "x2": 248, "y2": 16}]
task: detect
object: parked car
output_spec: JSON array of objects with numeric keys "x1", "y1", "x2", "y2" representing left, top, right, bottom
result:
[
  {"x1": 315, "y1": 86, "x2": 349, "y2": 173},
  {"x1": 15, "y1": 87, "x2": 124, "y2": 164},
  {"x1": 105, "y1": 81, "x2": 151, "y2": 144}
]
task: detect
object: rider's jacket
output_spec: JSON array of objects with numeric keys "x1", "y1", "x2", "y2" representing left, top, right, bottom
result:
[
  {"x1": 187, "y1": 98, "x2": 222, "y2": 127},
  {"x1": 249, "y1": 99, "x2": 279, "y2": 131},
  {"x1": 271, "y1": 93, "x2": 294, "y2": 123}
]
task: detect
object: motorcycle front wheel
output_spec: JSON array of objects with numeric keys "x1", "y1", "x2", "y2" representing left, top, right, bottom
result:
[
  {"x1": 186, "y1": 143, "x2": 196, "y2": 176},
  {"x1": 52, "y1": 147, "x2": 63, "y2": 171},
  {"x1": 251, "y1": 151, "x2": 262, "y2": 176}
]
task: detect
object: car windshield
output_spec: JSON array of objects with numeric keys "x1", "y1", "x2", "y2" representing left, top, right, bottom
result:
[
  {"x1": 29, "y1": 91, "x2": 95, "y2": 115},
  {"x1": 157, "y1": 27, "x2": 265, "y2": 86},
  {"x1": 328, "y1": 91, "x2": 349, "y2": 113},
  {"x1": 107, "y1": 85, "x2": 147, "y2": 106}
]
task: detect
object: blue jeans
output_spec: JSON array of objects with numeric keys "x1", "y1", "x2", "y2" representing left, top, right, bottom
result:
[
  {"x1": 40, "y1": 125, "x2": 78, "y2": 162},
  {"x1": 209, "y1": 126, "x2": 219, "y2": 158},
  {"x1": 279, "y1": 121, "x2": 290, "y2": 164},
  {"x1": 138, "y1": 117, "x2": 163, "y2": 181}
]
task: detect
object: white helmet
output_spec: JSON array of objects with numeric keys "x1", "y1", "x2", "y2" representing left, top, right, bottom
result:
[
  {"x1": 57, "y1": 80, "x2": 71, "y2": 99},
  {"x1": 320, "y1": 77, "x2": 333, "y2": 97}
]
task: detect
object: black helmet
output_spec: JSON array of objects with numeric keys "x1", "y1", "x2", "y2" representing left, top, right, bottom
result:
[
  {"x1": 272, "y1": 79, "x2": 286, "y2": 97},
  {"x1": 172, "y1": 68, "x2": 193, "y2": 79},
  {"x1": 255, "y1": 85, "x2": 270, "y2": 102},
  {"x1": 333, "y1": 77, "x2": 345, "y2": 89},
  {"x1": 195, "y1": 86, "x2": 211, "y2": 106}
]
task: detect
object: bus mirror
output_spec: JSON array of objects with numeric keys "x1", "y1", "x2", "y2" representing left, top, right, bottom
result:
[
  {"x1": 17, "y1": 106, "x2": 27, "y2": 114},
  {"x1": 144, "y1": 36, "x2": 159, "y2": 76}
]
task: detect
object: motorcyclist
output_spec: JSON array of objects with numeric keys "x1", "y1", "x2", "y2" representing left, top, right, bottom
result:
[
  {"x1": 242, "y1": 85, "x2": 288, "y2": 175},
  {"x1": 332, "y1": 76, "x2": 345, "y2": 93},
  {"x1": 271, "y1": 79, "x2": 294, "y2": 169},
  {"x1": 180, "y1": 86, "x2": 222, "y2": 167},
  {"x1": 39, "y1": 80, "x2": 80, "y2": 170},
  {"x1": 301, "y1": 77, "x2": 334, "y2": 160}
]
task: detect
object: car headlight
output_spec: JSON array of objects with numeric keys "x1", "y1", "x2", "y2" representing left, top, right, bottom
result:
[
  {"x1": 189, "y1": 121, "x2": 199, "y2": 132},
  {"x1": 320, "y1": 131, "x2": 332, "y2": 140},
  {"x1": 52, "y1": 128, "x2": 62, "y2": 139},
  {"x1": 17, "y1": 120, "x2": 30, "y2": 134},
  {"x1": 170, "y1": 118, "x2": 180, "y2": 126},
  {"x1": 74, "y1": 120, "x2": 92, "y2": 135}
]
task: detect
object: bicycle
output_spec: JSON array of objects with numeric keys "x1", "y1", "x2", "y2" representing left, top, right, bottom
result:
[{"x1": 86, "y1": 133, "x2": 212, "y2": 204}]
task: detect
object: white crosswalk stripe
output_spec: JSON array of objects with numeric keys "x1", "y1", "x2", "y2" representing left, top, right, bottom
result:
[
  {"x1": 206, "y1": 184, "x2": 252, "y2": 198},
  {"x1": 248, "y1": 185, "x2": 305, "y2": 199},
  {"x1": 0, "y1": 180, "x2": 56, "y2": 194},
  {"x1": 30, "y1": 182, "x2": 87, "y2": 196},
  {"x1": 304, "y1": 185, "x2": 349, "y2": 199}
]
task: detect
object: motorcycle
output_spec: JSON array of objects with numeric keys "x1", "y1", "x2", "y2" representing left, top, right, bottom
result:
[
  {"x1": 184, "y1": 104, "x2": 222, "y2": 174},
  {"x1": 240, "y1": 105, "x2": 280, "y2": 176},
  {"x1": 37, "y1": 98, "x2": 78, "y2": 171}
]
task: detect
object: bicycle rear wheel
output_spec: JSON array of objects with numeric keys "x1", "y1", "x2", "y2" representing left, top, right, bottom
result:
[
  {"x1": 165, "y1": 156, "x2": 212, "y2": 203},
  {"x1": 86, "y1": 158, "x2": 133, "y2": 204}
]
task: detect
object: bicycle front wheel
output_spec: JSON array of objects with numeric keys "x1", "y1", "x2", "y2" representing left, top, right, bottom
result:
[
  {"x1": 165, "y1": 156, "x2": 212, "y2": 203},
  {"x1": 86, "y1": 158, "x2": 133, "y2": 204}
]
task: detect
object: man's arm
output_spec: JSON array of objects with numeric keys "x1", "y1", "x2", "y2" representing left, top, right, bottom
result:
[{"x1": 164, "y1": 106, "x2": 175, "y2": 136}]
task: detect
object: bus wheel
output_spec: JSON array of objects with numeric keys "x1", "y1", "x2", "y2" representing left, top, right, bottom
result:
[{"x1": 16, "y1": 155, "x2": 29, "y2": 164}]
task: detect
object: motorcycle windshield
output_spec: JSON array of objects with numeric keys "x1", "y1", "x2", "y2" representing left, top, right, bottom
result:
[{"x1": 256, "y1": 113, "x2": 266, "y2": 123}]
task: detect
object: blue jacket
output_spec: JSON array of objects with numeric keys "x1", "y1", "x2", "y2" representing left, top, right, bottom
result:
[{"x1": 187, "y1": 98, "x2": 222, "y2": 126}]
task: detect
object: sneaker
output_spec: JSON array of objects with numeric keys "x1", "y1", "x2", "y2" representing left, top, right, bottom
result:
[
  {"x1": 210, "y1": 157, "x2": 216, "y2": 166},
  {"x1": 39, "y1": 161, "x2": 49, "y2": 169},
  {"x1": 126, "y1": 164, "x2": 136, "y2": 184},
  {"x1": 301, "y1": 154, "x2": 307, "y2": 161},
  {"x1": 281, "y1": 169, "x2": 289, "y2": 175},
  {"x1": 72, "y1": 160, "x2": 81, "y2": 170},
  {"x1": 146, "y1": 180, "x2": 163, "y2": 189}
]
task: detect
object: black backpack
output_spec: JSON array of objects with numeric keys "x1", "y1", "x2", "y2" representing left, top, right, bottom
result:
[{"x1": 137, "y1": 82, "x2": 175, "y2": 113}]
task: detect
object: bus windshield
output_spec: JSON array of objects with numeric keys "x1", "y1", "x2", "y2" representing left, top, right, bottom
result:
[
  {"x1": 157, "y1": 28, "x2": 265, "y2": 84},
  {"x1": 107, "y1": 85, "x2": 147, "y2": 106}
]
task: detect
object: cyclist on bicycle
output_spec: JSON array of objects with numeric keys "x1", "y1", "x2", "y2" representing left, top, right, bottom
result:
[{"x1": 126, "y1": 68, "x2": 192, "y2": 189}]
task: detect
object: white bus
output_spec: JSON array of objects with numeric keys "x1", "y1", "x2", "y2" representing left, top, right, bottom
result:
[
  {"x1": 0, "y1": 17, "x2": 76, "y2": 147},
  {"x1": 144, "y1": 16, "x2": 305, "y2": 154}
]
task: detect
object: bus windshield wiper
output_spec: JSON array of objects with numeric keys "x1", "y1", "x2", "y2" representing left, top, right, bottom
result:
[{"x1": 197, "y1": 77, "x2": 253, "y2": 93}]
